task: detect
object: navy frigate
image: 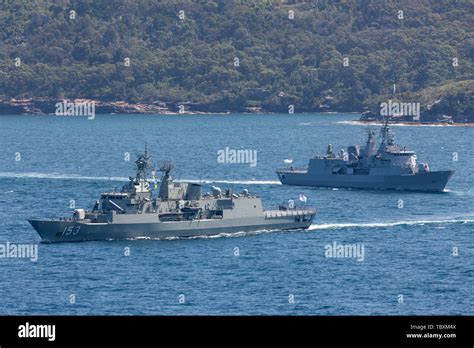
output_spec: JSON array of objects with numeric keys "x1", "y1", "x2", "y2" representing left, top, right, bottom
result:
[
  {"x1": 276, "y1": 123, "x2": 453, "y2": 192},
  {"x1": 29, "y1": 149, "x2": 315, "y2": 242}
]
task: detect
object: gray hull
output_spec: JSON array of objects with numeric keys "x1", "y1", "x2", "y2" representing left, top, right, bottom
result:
[
  {"x1": 277, "y1": 170, "x2": 454, "y2": 192},
  {"x1": 29, "y1": 213, "x2": 314, "y2": 243}
]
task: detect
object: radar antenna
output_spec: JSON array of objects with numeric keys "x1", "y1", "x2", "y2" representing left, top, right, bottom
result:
[
  {"x1": 157, "y1": 160, "x2": 174, "y2": 175},
  {"x1": 365, "y1": 127, "x2": 376, "y2": 140},
  {"x1": 134, "y1": 145, "x2": 153, "y2": 181}
]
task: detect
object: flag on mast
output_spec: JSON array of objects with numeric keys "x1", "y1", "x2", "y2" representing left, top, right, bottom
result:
[
  {"x1": 152, "y1": 170, "x2": 158, "y2": 189},
  {"x1": 299, "y1": 194, "x2": 307, "y2": 203}
]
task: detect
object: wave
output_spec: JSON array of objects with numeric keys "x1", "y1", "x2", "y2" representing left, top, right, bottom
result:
[
  {"x1": 119, "y1": 228, "x2": 284, "y2": 242},
  {"x1": 0, "y1": 172, "x2": 127, "y2": 181},
  {"x1": 184, "y1": 228, "x2": 283, "y2": 239},
  {"x1": 308, "y1": 218, "x2": 474, "y2": 230},
  {"x1": 336, "y1": 120, "x2": 471, "y2": 127},
  {"x1": 0, "y1": 172, "x2": 280, "y2": 185}
]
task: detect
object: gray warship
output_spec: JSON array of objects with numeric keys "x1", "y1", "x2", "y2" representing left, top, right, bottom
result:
[
  {"x1": 276, "y1": 123, "x2": 453, "y2": 192},
  {"x1": 29, "y1": 149, "x2": 315, "y2": 242}
]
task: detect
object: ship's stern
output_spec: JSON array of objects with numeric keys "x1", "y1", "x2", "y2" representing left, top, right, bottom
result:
[
  {"x1": 276, "y1": 167, "x2": 309, "y2": 186},
  {"x1": 264, "y1": 208, "x2": 316, "y2": 230}
]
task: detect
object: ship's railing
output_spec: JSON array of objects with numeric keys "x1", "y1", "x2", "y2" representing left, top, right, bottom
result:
[
  {"x1": 276, "y1": 167, "x2": 307, "y2": 173},
  {"x1": 264, "y1": 209, "x2": 315, "y2": 219}
]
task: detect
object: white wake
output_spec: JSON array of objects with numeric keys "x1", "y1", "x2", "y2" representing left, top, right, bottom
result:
[
  {"x1": 336, "y1": 120, "x2": 467, "y2": 127},
  {"x1": 308, "y1": 218, "x2": 474, "y2": 230},
  {"x1": 0, "y1": 172, "x2": 280, "y2": 185}
]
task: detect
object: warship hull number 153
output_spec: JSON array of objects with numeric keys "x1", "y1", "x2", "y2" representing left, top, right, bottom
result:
[{"x1": 29, "y1": 148, "x2": 315, "y2": 242}]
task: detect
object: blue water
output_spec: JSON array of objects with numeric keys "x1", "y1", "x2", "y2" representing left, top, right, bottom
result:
[{"x1": 0, "y1": 114, "x2": 472, "y2": 315}]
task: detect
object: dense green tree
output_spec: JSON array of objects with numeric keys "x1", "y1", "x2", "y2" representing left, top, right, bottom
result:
[{"x1": 0, "y1": 0, "x2": 471, "y2": 112}]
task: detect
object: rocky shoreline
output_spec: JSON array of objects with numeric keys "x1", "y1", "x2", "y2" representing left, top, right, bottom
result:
[
  {"x1": 0, "y1": 97, "x2": 356, "y2": 115},
  {"x1": 0, "y1": 98, "x2": 357, "y2": 115},
  {"x1": 0, "y1": 98, "x2": 471, "y2": 125},
  {"x1": 0, "y1": 98, "x2": 178, "y2": 115},
  {"x1": 359, "y1": 110, "x2": 473, "y2": 125}
]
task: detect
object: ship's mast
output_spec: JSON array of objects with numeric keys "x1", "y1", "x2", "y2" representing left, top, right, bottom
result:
[
  {"x1": 134, "y1": 144, "x2": 153, "y2": 182},
  {"x1": 157, "y1": 160, "x2": 174, "y2": 200},
  {"x1": 364, "y1": 128, "x2": 377, "y2": 158},
  {"x1": 381, "y1": 121, "x2": 395, "y2": 144}
]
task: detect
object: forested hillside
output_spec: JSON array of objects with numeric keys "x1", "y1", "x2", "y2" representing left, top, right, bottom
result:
[{"x1": 0, "y1": 0, "x2": 472, "y2": 113}]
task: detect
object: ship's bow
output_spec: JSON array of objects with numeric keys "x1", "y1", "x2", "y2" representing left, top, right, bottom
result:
[{"x1": 28, "y1": 219, "x2": 69, "y2": 243}]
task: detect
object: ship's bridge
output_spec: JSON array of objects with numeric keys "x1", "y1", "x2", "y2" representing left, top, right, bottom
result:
[
  {"x1": 383, "y1": 143, "x2": 415, "y2": 156},
  {"x1": 377, "y1": 147, "x2": 418, "y2": 174}
]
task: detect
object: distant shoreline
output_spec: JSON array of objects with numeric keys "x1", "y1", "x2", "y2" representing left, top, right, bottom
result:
[
  {"x1": 0, "y1": 98, "x2": 361, "y2": 116},
  {"x1": 1, "y1": 98, "x2": 468, "y2": 122},
  {"x1": 4, "y1": 111, "x2": 474, "y2": 127},
  {"x1": 1, "y1": 98, "x2": 471, "y2": 126},
  {"x1": 4, "y1": 113, "x2": 473, "y2": 127},
  {"x1": 0, "y1": 111, "x2": 361, "y2": 116}
]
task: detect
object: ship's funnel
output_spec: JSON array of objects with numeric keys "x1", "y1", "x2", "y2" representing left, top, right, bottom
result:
[
  {"x1": 185, "y1": 183, "x2": 202, "y2": 200},
  {"x1": 347, "y1": 145, "x2": 360, "y2": 161}
]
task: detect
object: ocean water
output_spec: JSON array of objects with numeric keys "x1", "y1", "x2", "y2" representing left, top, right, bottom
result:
[{"x1": 0, "y1": 113, "x2": 472, "y2": 315}]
